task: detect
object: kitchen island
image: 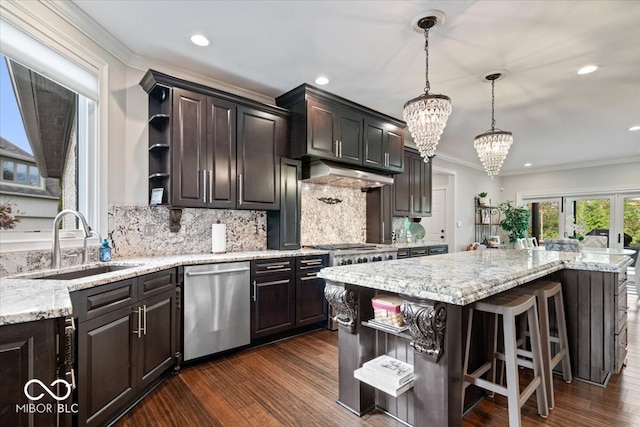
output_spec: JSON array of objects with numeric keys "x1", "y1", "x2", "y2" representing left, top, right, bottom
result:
[{"x1": 318, "y1": 249, "x2": 633, "y2": 426}]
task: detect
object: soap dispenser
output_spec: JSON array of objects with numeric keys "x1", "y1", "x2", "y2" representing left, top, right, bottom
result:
[{"x1": 99, "y1": 238, "x2": 111, "y2": 262}]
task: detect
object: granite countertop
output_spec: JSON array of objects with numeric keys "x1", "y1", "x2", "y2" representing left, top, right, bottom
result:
[
  {"x1": 0, "y1": 248, "x2": 327, "y2": 326},
  {"x1": 318, "y1": 249, "x2": 634, "y2": 306}
]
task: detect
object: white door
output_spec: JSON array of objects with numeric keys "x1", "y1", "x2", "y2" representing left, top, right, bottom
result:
[{"x1": 425, "y1": 188, "x2": 446, "y2": 245}]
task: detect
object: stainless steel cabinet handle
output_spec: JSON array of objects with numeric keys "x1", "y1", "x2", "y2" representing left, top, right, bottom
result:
[
  {"x1": 339, "y1": 140, "x2": 342, "y2": 158},
  {"x1": 410, "y1": 195, "x2": 414, "y2": 211},
  {"x1": 186, "y1": 267, "x2": 250, "y2": 276},
  {"x1": 265, "y1": 264, "x2": 287, "y2": 270},
  {"x1": 384, "y1": 152, "x2": 389, "y2": 167},
  {"x1": 252, "y1": 280, "x2": 257, "y2": 302},
  {"x1": 133, "y1": 307, "x2": 142, "y2": 338},
  {"x1": 301, "y1": 260, "x2": 322, "y2": 266},
  {"x1": 209, "y1": 170, "x2": 213, "y2": 204},
  {"x1": 422, "y1": 196, "x2": 426, "y2": 209},
  {"x1": 238, "y1": 174, "x2": 243, "y2": 205},
  {"x1": 382, "y1": 222, "x2": 385, "y2": 241},
  {"x1": 142, "y1": 304, "x2": 147, "y2": 336},
  {"x1": 301, "y1": 274, "x2": 318, "y2": 281},
  {"x1": 202, "y1": 170, "x2": 207, "y2": 204},
  {"x1": 259, "y1": 279, "x2": 291, "y2": 286},
  {"x1": 66, "y1": 367, "x2": 76, "y2": 390},
  {"x1": 334, "y1": 140, "x2": 339, "y2": 157}
]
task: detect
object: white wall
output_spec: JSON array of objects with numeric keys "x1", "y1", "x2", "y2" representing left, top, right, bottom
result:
[{"x1": 501, "y1": 162, "x2": 640, "y2": 202}]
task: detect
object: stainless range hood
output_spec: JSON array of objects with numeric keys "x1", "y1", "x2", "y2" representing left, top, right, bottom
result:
[{"x1": 302, "y1": 160, "x2": 394, "y2": 189}]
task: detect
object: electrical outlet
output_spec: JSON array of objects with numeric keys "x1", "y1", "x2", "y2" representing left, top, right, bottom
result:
[{"x1": 143, "y1": 224, "x2": 157, "y2": 236}]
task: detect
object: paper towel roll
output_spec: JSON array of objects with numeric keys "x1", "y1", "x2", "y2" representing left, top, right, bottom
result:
[{"x1": 211, "y1": 223, "x2": 226, "y2": 253}]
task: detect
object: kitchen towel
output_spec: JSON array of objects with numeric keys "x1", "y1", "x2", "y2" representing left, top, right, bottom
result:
[{"x1": 211, "y1": 223, "x2": 226, "y2": 253}]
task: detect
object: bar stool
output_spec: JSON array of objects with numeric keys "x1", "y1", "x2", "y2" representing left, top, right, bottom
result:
[
  {"x1": 462, "y1": 292, "x2": 548, "y2": 426},
  {"x1": 509, "y1": 281, "x2": 572, "y2": 410}
]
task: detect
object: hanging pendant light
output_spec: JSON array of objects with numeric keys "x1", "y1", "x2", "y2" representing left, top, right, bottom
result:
[
  {"x1": 474, "y1": 72, "x2": 513, "y2": 178},
  {"x1": 403, "y1": 16, "x2": 452, "y2": 162}
]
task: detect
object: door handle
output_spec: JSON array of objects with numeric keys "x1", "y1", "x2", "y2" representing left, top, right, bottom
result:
[
  {"x1": 334, "y1": 140, "x2": 339, "y2": 157},
  {"x1": 338, "y1": 140, "x2": 342, "y2": 158},
  {"x1": 301, "y1": 274, "x2": 318, "y2": 281},
  {"x1": 238, "y1": 174, "x2": 243, "y2": 205},
  {"x1": 186, "y1": 267, "x2": 250, "y2": 276},
  {"x1": 133, "y1": 307, "x2": 142, "y2": 338}
]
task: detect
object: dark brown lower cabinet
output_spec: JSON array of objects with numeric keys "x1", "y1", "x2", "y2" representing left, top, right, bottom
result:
[
  {"x1": 0, "y1": 319, "x2": 58, "y2": 427},
  {"x1": 251, "y1": 272, "x2": 296, "y2": 339},
  {"x1": 296, "y1": 271, "x2": 327, "y2": 326},
  {"x1": 74, "y1": 270, "x2": 179, "y2": 427}
]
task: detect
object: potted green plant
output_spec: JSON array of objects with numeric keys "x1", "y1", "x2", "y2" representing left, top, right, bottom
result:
[
  {"x1": 478, "y1": 192, "x2": 488, "y2": 206},
  {"x1": 499, "y1": 201, "x2": 530, "y2": 243}
]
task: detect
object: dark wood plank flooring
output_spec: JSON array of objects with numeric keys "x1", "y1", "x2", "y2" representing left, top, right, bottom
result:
[{"x1": 117, "y1": 293, "x2": 640, "y2": 427}]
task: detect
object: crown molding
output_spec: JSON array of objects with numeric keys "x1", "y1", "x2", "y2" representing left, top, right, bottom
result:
[
  {"x1": 500, "y1": 155, "x2": 640, "y2": 177},
  {"x1": 44, "y1": 0, "x2": 134, "y2": 64}
]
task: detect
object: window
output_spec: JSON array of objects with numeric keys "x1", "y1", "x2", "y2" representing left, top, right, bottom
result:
[
  {"x1": 0, "y1": 157, "x2": 40, "y2": 187},
  {"x1": 0, "y1": 15, "x2": 103, "y2": 248}
]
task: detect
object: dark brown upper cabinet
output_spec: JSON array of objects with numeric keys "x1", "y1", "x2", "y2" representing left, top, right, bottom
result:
[
  {"x1": 363, "y1": 116, "x2": 404, "y2": 173},
  {"x1": 141, "y1": 70, "x2": 289, "y2": 210},
  {"x1": 393, "y1": 148, "x2": 432, "y2": 217},
  {"x1": 276, "y1": 84, "x2": 404, "y2": 175}
]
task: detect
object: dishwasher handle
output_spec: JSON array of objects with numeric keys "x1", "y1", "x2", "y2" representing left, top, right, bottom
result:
[{"x1": 186, "y1": 267, "x2": 250, "y2": 277}]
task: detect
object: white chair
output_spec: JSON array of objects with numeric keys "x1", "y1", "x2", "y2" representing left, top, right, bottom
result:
[
  {"x1": 515, "y1": 238, "x2": 526, "y2": 250},
  {"x1": 528, "y1": 237, "x2": 539, "y2": 247}
]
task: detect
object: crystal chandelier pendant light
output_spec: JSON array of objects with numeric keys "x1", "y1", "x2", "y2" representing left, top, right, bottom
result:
[
  {"x1": 474, "y1": 72, "x2": 513, "y2": 178},
  {"x1": 403, "y1": 16, "x2": 452, "y2": 162}
]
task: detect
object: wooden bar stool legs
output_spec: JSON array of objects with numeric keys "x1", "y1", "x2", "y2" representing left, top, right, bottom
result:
[
  {"x1": 462, "y1": 292, "x2": 548, "y2": 426},
  {"x1": 510, "y1": 281, "x2": 572, "y2": 410}
]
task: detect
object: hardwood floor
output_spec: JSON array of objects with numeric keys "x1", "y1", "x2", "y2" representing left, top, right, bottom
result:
[{"x1": 117, "y1": 293, "x2": 640, "y2": 427}]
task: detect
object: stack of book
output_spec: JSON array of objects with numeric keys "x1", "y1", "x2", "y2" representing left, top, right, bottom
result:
[{"x1": 353, "y1": 355, "x2": 414, "y2": 397}]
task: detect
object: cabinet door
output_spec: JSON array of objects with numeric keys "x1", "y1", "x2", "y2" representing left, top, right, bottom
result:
[
  {"x1": 307, "y1": 97, "x2": 339, "y2": 160},
  {"x1": 206, "y1": 96, "x2": 237, "y2": 208},
  {"x1": 251, "y1": 274, "x2": 295, "y2": 339},
  {"x1": 296, "y1": 272, "x2": 327, "y2": 326},
  {"x1": 237, "y1": 106, "x2": 283, "y2": 210},
  {"x1": 336, "y1": 106, "x2": 363, "y2": 166},
  {"x1": 0, "y1": 320, "x2": 57, "y2": 427},
  {"x1": 410, "y1": 154, "x2": 424, "y2": 215},
  {"x1": 171, "y1": 88, "x2": 207, "y2": 207},
  {"x1": 363, "y1": 117, "x2": 404, "y2": 173},
  {"x1": 366, "y1": 185, "x2": 393, "y2": 244},
  {"x1": 267, "y1": 158, "x2": 301, "y2": 250},
  {"x1": 393, "y1": 151, "x2": 413, "y2": 216},
  {"x1": 420, "y1": 160, "x2": 432, "y2": 215},
  {"x1": 78, "y1": 306, "x2": 137, "y2": 427},
  {"x1": 137, "y1": 290, "x2": 176, "y2": 391}
]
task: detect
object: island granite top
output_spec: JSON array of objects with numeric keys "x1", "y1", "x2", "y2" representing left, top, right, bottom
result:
[{"x1": 318, "y1": 249, "x2": 634, "y2": 306}]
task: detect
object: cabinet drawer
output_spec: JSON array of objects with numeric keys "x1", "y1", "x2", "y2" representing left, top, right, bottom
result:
[
  {"x1": 72, "y1": 279, "x2": 136, "y2": 322},
  {"x1": 615, "y1": 325, "x2": 628, "y2": 373},
  {"x1": 251, "y1": 257, "x2": 294, "y2": 276},
  {"x1": 397, "y1": 249, "x2": 410, "y2": 259},
  {"x1": 139, "y1": 269, "x2": 176, "y2": 299},
  {"x1": 617, "y1": 277, "x2": 627, "y2": 296},
  {"x1": 428, "y1": 245, "x2": 448, "y2": 255},
  {"x1": 618, "y1": 271, "x2": 627, "y2": 286},
  {"x1": 296, "y1": 255, "x2": 327, "y2": 272},
  {"x1": 409, "y1": 247, "x2": 428, "y2": 257}
]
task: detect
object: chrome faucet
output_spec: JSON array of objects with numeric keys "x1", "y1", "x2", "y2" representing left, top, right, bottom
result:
[{"x1": 52, "y1": 209, "x2": 93, "y2": 269}]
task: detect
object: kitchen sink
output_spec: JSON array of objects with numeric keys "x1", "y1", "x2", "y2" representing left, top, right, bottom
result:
[{"x1": 35, "y1": 265, "x2": 137, "y2": 280}]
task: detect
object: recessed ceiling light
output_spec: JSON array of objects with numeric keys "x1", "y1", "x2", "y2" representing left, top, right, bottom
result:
[
  {"x1": 577, "y1": 65, "x2": 598, "y2": 75},
  {"x1": 315, "y1": 76, "x2": 329, "y2": 85},
  {"x1": 629, "y1": 125, "x2": 640, "y2": 131},
  {"x1": 190, "y1": 34, "x2": 210, "y2": 47},
  {"x1": 524, "y1": 163, "x2": 532, "y2": 167}
]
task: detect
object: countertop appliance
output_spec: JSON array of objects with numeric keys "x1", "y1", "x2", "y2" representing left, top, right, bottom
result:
[
  {"x1": 184, "y1": 261, "x2": 250, "y2": 361},
  {"x1": 307, "y1": 243, "x2": 398, "y2": 330}
]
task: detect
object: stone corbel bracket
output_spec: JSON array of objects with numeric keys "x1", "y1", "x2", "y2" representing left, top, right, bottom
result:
[
  {"x1": 402, "y1": 301, "x2": 447, "y2": 362},
  {"x1": 324, "y1": 283, "x2": 358, "y2": 333}
]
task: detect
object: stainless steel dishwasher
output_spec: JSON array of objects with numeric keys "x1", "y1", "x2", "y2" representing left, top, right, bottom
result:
[{"x1": 183, "y1": 261, "x2": 250, "y2": 361}]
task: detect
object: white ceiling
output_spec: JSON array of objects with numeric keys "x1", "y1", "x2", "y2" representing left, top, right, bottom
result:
[{"x1": 69, "y1": 0, "x2": 640, "y2": 175}]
